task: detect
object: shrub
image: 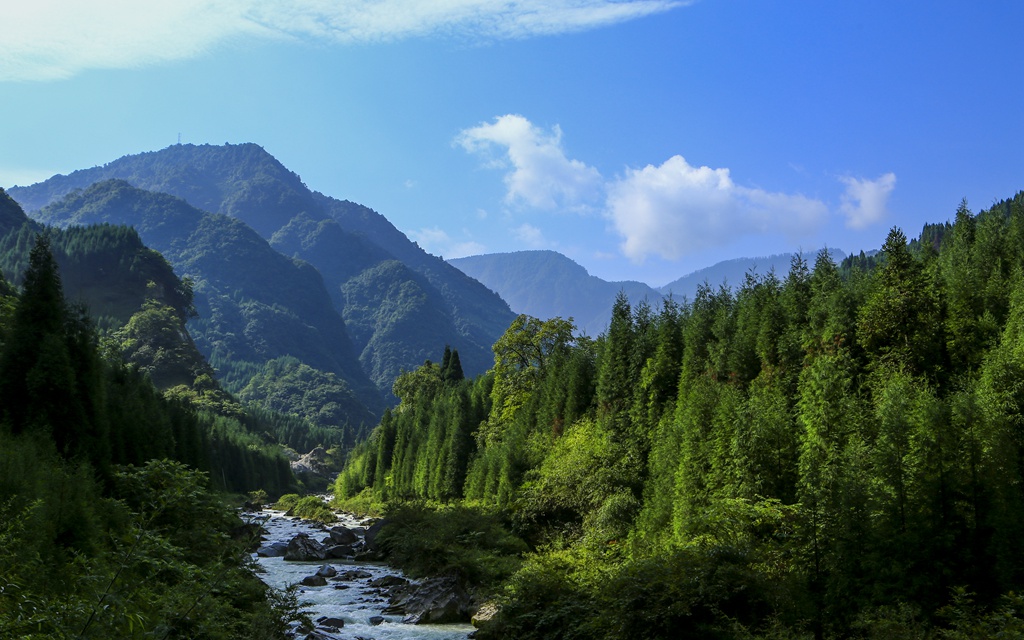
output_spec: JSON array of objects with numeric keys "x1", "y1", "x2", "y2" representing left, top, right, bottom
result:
[
  {"x1": 376, "y1": 503, "x2": 528, "y2": 589},
  {"x1": 291, "y1": 495, "x2": 336, "y2": 523},
  {"x1": 273, "y1": 493, "x2": 300, "y2": 511}
]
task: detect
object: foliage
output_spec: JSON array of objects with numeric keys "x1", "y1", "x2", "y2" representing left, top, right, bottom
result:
[
  {"x1": 334, "y1": 192, "x2": 1024, "y2": 638},
  {"x1": 289, "y1": 495, "x2": 337, "y2": 523},
  {"x1": 375, "y1": 503, "x2": 528, "y2": 588}
]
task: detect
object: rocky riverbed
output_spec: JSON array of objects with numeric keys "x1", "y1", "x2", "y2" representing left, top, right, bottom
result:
[{"x1": 250, "y1": 508, "x2": 476, "y2": 640}]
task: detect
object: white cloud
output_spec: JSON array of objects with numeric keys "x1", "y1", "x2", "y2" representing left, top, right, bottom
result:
[
  {"x1": 410, "y1": 226, "x2": 485, "y2": 259},
  {"x1": 605, "y1": 155, "x2": 829, "y2": 262},
  {"x1": 4, "y1": 1, "x2": 685, "y2": 81},
  {"x1": 839, "y1": 172, "x2": 897, "y2": 229},
  {"x1": 456, "y1": 115, "x2": 897, "y2": 262},
  {"x1": 513, "y1": 223, "x2": 548, "y2": 248},
  {"x1": 456, "y1": 114, "x2": 603, "y2": 211}
]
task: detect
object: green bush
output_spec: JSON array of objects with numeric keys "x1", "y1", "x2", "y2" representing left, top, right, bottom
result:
[
  {"x1": 273, "y1": 493, "x2": 300, "y2": 511},
  {"x1": 331, "y1": 487, "x2": 384, "y2": 517},
  {"x1": 376, "y1": 503, "x2": 528, "y2": 589},
  {"x1": 291, "y1": 495, "x2": 337, "y2": 523}
]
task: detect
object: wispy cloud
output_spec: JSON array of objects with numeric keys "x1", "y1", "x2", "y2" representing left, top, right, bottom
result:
[
  {"x1": 456, "y1": 114, "x2": 603, "y2": 211},
  {"x1": 4, "y1": 1, "x2": 686, "y2": 81},
  {"x1": 839, "y1": 173, "x2": 897, "y2": 229},
  {"x1": 513, "y1": 223, "x2": 549, "y2": 248},
  {"x1": 410, "y1": 226, "x2": 485, "y2": 259}
]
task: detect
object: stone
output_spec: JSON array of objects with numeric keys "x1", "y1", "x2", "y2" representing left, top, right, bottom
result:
[
  {"x1": 284, "y1": 533, "x2": 326, "y2": 561},
  {"x1": 325, "y1": 545, "x2": 354, "y2": 559},
  {"x1": 328, "y1": 525, "x2": 359, "y2": 546},
  {"x1": 472, "y1": 601, "x2": 500, "y2": 628},
  {"x1": 315, "y1": 564, "x2": 337, "y2": 578},
  {"x1": 300, "y1": 575, "x2": 328, "y2": 587},
  {"x1": 316, "y1": 615, "x2": 345, "y2": 628},
  {"x1": 387, "y1": 574, "x2": 472, "y2": 624},
  {"x1": 369, "y1": 575, "x2": 409, "y2": 588},
  {"x1": 256, "y1": 541, "x2": 289, "y2": 557},
  {"x1": 334, "y1": 569, "x2": 373, "y2": 581},
  {"x1": 363, "y1": 518, "x2": 389, "y2": 551},
  {"x1": 368, "y1": 615, "x2": 385, "y2": 626}
]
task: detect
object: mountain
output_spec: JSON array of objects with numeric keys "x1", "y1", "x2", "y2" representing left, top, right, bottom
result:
[
  {"x1": 24, "y1": 179, "x2": 383, "y2": 427},
  {"x1": 8, "y1": 143, "x2": 516, "y2": 397},
  {"x1": 659, "y1": 250, "x2": 848, "y2": 300},
  {"x1": 449, "y1": 250, "x2": 663, "y2": 336}
]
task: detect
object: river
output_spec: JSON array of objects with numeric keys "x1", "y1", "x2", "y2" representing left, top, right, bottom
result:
[{"x1": 252, "y1": 509, "x2": 475, "y2": 639}]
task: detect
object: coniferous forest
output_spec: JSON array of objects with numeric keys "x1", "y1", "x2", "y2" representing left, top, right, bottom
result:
[
  {"x1": 0, "y1": 191, "x2": 301, "y2": 637},
  {"x1": 334, "y1": 193, "x2": 1024, "y2": 638}
]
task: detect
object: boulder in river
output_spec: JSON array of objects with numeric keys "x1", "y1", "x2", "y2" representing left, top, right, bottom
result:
[
  {"x1": 370, "y1": 575, "x2": 409, "y2": 588},
  {"x1": 334, "y1": 569, "x2": 373, "y2": 581},
  {"x1": 284, "y1": 533, "x2": 327, "y2": 561},
  {"x1": 325, "y1": 544, "x2": 355, "y2": 559},
  {"x1": 363, "y1": 518, "x2": 389, "y2": 551},
  {"x1": 315, "y1": 564, "x2": 337, "y2": 578},
  {"x1": 256, "y1": 541, "x2": 289, "y2": 557},
  {"x1": 385, "y1": 574, "x2": 472, "y2": 624},
  {"x1": 300, "y1": 574, "x2": 328, "y2": 587},
  {"x1": 328, "y1": 525, "x2": 359, "y2": 545},
  {"x1": 316, "y1": 615, "x2": 345, "y2": 629}
]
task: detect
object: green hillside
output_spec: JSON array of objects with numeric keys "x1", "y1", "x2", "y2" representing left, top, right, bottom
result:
[
  {"x1": 336, "y1": 193, "x2": 1024, "y2": 638},
  {"x1": 9, "y1": 143, "x2": 515, "y2": 397}
]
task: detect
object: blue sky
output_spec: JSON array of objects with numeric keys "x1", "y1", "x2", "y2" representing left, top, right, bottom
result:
[{"x1": 2, "y1": 1, "x2": 1022, "y2": 287}]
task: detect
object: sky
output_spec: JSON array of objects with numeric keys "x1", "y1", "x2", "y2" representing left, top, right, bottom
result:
[{"x1": 2, "y1": 1, "x2": 1022, "y2": 287}]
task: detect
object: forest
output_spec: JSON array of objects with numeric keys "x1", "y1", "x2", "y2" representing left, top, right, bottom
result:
[
  {"x1": 0, "y1": 189, "x2": 309, "y2": 637},
  {"x1": 334, "y1": 193, "x2": 1024, "y2": 638}
]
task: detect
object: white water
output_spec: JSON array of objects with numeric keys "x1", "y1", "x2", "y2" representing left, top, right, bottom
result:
[{"x1": 252, "y1": 510, "x2": 475, "y2": 640}]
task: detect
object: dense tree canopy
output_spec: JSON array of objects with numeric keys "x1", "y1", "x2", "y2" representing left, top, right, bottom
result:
[{"x1": 337, "y1": 193, "x2": 1024, "y2": 638}]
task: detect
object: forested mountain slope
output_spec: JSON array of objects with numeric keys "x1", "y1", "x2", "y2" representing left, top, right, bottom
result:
[
  {"x1": 29, "y1": 179, "x2": 382, "y2": 438},
  {"x1": 336, "y1": 193, "x2": 1024, "y2": 638},
  {"x1": 9, "y1": 143, "x2": 515, "y2": 395},
  {"x1": 0, "y1": 192, "x2": 300, "y2": 634},
  {"x1": 449, "y1": 250, "x2": 663, "y2": 336}
]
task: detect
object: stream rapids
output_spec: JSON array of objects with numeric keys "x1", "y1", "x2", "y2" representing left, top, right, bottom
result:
[{"x1": 251, "y1": 509, "x2": 475, "y2": 639}]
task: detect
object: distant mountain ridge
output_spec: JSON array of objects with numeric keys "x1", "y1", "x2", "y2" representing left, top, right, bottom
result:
[
  {"x1": 451, "y1": 248, "x2": 849, "y2": 337},
  {"x1": 450, "y1": 250, "x2": 663, "y2": 336},
  {"x1": 659, "y1": 249, "x2": 848, "y2": 300},
  {"x1": 9, "y1": 143, "x2": 515, "y2": 402}
]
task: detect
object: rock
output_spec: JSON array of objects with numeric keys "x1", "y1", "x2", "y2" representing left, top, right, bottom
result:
[
  {"x1": 291, "y1": 446, "x2": 331, "y2": 477},
  {"x1": 284, "y1": 533, "x2": 326, "y2": 561},
  {"x1": 334, "y1": 569, "x2": 373, "y2": 581},
  {"x1": 370, "y1": 575, "x2": 409, "y2": 588},
  {"x1": 368, "y1": 615, "x2": 385, "y2": 626},
  {"x1": 325, "y1": 545, "x2": 354, "y2": 559},
  {"x1": 300, "y1": 575, "x2": 328, "y2": 587},
  {"x1": 328, "y1": 525, "x2": 359, "y2": 545},
  {"x1": 256, "y1": 541, "x2": 289, "y2": 557},
  {"x1": 315, "y1": 564, "x2": 337, "y2": 578},
  {"x1": 472, "y1": 601, "x2": 500, "y2": 628},
  {"x1": 363, "y1": 518, "x2": 390, "y2": 551},
  {"x1": 316, "y1": 615, "x2": 345, "y2": 628},
  {"x1": 387, "y1": 574, "x2": 472, "y2": 624}
]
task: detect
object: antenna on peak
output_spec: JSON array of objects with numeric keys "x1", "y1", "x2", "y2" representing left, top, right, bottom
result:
[{"x1": 177, "y1": 133, "x2": 182, "y2": 145}]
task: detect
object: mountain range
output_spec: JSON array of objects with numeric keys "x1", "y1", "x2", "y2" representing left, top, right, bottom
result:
[
  {"x1": 6, "y1": 143, "x2": 854, "y2": 437},
  {"x1": 450, "y1": 248, "x2": 848, "y2": 336},
  {"x1": 9, "y1": 144, "x2": 516, "y2": 420}
]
